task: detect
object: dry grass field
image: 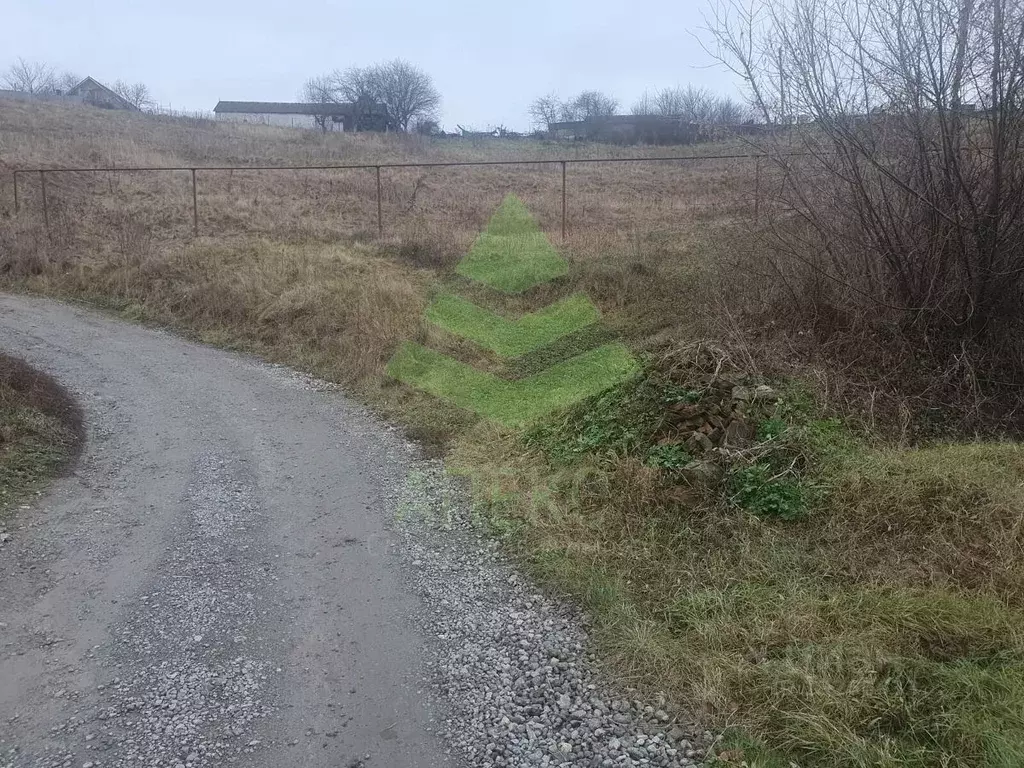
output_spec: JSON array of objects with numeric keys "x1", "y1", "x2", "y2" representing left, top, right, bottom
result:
[{"x1": 3, "y1": 99, "x2": 1024, "y2": 767}]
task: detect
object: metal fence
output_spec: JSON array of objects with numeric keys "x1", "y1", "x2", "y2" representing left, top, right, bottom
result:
[{"x1": 11, "y1": 153, "x2": 775, "y2": 243}]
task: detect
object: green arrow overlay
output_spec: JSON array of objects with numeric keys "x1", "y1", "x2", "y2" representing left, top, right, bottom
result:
[
  {"x1": 388, "y1": 194, "x2": 639, "y2": 426},
  {"x1": 455, "y1": 195, "x2": 568, "y2": 294},
  {"x1": 387, "y1": 341, "x2": 639, "y2": 426},
  {"x1": 425, "y1": 293, "x2": 600, "y2": 359}
]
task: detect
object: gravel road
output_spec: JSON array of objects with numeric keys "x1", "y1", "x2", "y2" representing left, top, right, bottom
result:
[{"x1": 0, "y1": 294, "x2": 709, "y2": 768}]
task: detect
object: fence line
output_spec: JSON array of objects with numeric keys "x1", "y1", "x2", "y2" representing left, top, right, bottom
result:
[{"x1": 11, "y1": 152, "x2": 784, "y2": 241}]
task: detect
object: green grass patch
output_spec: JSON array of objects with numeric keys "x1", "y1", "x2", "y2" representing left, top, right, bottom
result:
[
  {"x1": 525, "y1": 374, "x2": 667, "y2": 462},
  {"x1": 645, "y1": 442, "x2": 692, "y2": 470},
  {"x1": 387, "y1": 341, "x2": 639, "y2": 427},
  {"x1": 455, "y1": 195, "x2": 568, "y2": 294},
  {"x1": 668, "y1": 582, "x2": 1024, "y2": 767},
  {"x1": 728, "y1": 463, "x2": 809, "y2": 520},
  {"x1": 504, "y1": 325, "x2": 616, "y2": 378},
  {"x1": 425, "y1": 292, "x2": 600, "y2": 358}
]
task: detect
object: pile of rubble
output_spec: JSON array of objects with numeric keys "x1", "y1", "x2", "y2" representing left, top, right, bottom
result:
[{"x1": 659, "y1": 383, "x2": 779, "y2": 485}]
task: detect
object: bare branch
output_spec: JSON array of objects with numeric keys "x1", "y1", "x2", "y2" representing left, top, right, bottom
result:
[
  {"x1": 112, "y1": 80, "x2": 153, "y2": 110},
  {"x1": 3, "y1": 58, "x2": 56, "y2": 94}
]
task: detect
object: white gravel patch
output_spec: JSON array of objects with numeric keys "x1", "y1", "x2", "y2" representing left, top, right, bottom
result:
[{"x1": 387, "y1": 463, "x2": 712, "y2": 768}]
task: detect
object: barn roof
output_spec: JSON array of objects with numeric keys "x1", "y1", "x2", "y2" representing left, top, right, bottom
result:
[{"x1": 213, "y1": 101, "x2": 354, "y2": 116}]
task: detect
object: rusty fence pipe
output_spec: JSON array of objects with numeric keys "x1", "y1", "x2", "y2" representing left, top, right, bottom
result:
[
  {"x1": 191, "y1": 169, "x2": 198, "y2": 236},
  {"x1": 13, "y1": 153, "x2": 798, "y2": 178},
  {"x1": 12, "y1": 171, "x2": 18, "y2": 215},
  {"x1": 561, "y1": 161, "x2": 567, "y2": 242},
  {"x1": 376, "y1": 166, "x2": 383, "y2": 237},
  {"x1": 9, "y1": 153, "x2": 787, "y2": 244},
  {"x1": 40, "y1": 170, "x2": 49, "y2": 236}
]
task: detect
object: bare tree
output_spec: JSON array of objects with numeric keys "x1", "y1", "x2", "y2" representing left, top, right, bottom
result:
[
  {"x1": 301, "y1": 75, "x2": 338, "y2": 133},
  {"x1": 529, "y1": 93, "x2": 562, "y2": 129},
  {"x1": 303, "y1": 62, "x2": 439, "y2": 132},
  {"x1": 652, "y1": 86, "x2": 685, "y2": 116},
  {"x1": 631, "y1": 91, "x2": 657, "y2": 115},
  {"x1": 561, "y1": 90, "x2": 619, "y2": 121},
  {"x1": 655, "y1": 85, "x2": 718, "y2": 120},
  {"x1": 713, "y1": 95, "x2": 748, "y2": 123},
  {"x1": 54, "y1": 71, "x2": 80, "y2": 93},
  {"x1": 335, "y1": 66, "x2": 385, "y2": 131},
  {"x1": 113, "y1": 80, "x2": 153, "y2": 110},
  {"x1": 301, "y1": 75, "x2": 335, "y2": 103},
  {"x1": 3, "y1": 58, "x2": 56, "y2": 93},
  {"x1": 369, "y1": 59, "x2": 440, "y2": 132},
  {"x1": 633, "y1": 85, "x2": 746, "y2": 122},
  {"x1": 705, "y1": 0, "x2": 1024, "y2": 372}
]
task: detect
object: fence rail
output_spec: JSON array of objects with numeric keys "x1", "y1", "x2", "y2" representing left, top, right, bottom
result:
[{"x1": 11, "y1": 153, "x2": 782, "y2": 242}]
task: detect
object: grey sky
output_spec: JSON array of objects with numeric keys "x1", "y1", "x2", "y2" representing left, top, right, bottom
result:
[{"x1": 3, "y1": 0, "x2": 739, "y2": 130}]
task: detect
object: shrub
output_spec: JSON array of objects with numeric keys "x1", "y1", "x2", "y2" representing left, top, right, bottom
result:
[
  {"x1": 728, "y1": 463, "x2": 807, "y2": 520},
  {"x1": 707, "y1": 0, "x2": 1024, "y2": 428},
  {"x1": 645, "y1": 442, "x2": 692, "y2": 470}
]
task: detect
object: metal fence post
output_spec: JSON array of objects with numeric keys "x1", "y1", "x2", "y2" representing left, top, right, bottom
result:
[
  {"x1": 191, "y1": 169, "x2": 198, "y2": 236},
  {"x1": 40, "y1": 170, "x2": 49, "y2": 236},
  {"x1": 376, "y1": 166, "x2": 383, "y2": 237},
  {"x1": 561, "y1": 161, "x2": 567, "y2": 242},
  {"x1": 13, "y1": 171, "x2": 18, "y2": 214}
]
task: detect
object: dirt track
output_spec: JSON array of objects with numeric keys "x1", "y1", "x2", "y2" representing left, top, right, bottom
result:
[{"x1": 0, "y1": 294, "x2": 453, "y2": 768}]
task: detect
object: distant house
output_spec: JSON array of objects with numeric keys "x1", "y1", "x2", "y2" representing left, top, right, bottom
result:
[
  {"x1": 0, "y1": 76, "x2": 136, "y2": 110},
  {"x1": 212, "y1": 101, "x2": 388, "y2": 132},
  {"x1": 67, "y1": 77, "x2": 138, "y2": 110}
]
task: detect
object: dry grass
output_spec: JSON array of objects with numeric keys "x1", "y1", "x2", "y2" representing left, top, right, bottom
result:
[
  {"x1": 3, "y1": 99, "x2": 1023, "y2": 766},
  {"x1": 0, "y1": 354, "x2": 83, "y2": 513}
]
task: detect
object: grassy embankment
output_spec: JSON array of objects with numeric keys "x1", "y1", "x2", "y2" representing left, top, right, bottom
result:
[
  {"x1": 2, "y1": 99, "x2": 1024, "y2": 767},
  {"x1": 0, "y1": 355, "x2": 82, "y2": 513}
]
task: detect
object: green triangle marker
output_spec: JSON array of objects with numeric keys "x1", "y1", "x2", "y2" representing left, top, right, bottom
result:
[
  {"x1": 455, "y1": 194, "x2": 568, "y2": 294},
  {"x1": 388, "y1": 194, "x2": 638, "y2": 425}
]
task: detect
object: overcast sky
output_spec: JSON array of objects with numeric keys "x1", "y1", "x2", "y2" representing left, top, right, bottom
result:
[{"x1": 3, "y1": 0, "x2": 741, "y2": 130}]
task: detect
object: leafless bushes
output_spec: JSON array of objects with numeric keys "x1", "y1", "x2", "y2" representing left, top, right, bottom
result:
[
  {"x1": 112, "y1": 80, "x2": 154, "y2": 111},
  {"x1": 707, "y1": 0, "x2": 1024, "y2": 427},
  {"x1": 528, "y1": 91, "x2": 619, "y2": 129},
  {"x1": 630, "y1": 85, "x2": 747, "y2": 123},
  {"x1": 2, "y1": 58, "x2": 78, "y2": 95}
]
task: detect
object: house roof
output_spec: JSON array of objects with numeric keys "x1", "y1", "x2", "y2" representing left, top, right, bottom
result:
[
  {"x1": 67, "y1": 77, "x2": 137, "y2": 110},
  {"x1": 213, "y1": 101, "x2": 355, "y2": 116}
]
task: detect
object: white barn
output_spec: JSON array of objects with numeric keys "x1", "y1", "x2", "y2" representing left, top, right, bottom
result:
[{"x1": 213, "y1": 101, "x2": 368, "y2": 131}]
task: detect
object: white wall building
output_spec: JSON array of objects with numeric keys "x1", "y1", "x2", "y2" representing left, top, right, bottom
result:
[{"x1": 213, "y1": 101, "x2": 354, "y2": 130}]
